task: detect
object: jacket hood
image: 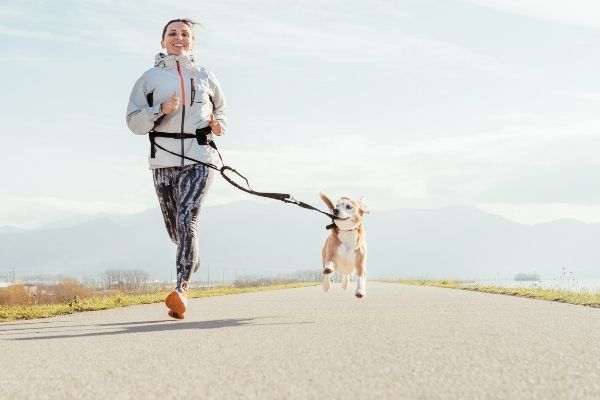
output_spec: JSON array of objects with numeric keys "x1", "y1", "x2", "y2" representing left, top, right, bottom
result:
[{"x1": 154, "y1": 52, "x2": 196, "y2": 69}]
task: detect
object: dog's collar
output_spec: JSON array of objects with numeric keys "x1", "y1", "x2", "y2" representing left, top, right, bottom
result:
[{"x1": 325, "y1": 221, "x2": 360, "y2": 231}]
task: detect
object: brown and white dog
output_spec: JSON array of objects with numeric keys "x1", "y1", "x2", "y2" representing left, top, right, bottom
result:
[{"x1": 320, "y1": 192, "x2": 369, "y2": 298}]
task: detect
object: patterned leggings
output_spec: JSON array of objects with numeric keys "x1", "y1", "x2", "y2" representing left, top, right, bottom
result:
[{"x1": 152, "y1": 164, "x2": 213, "y2": 288}]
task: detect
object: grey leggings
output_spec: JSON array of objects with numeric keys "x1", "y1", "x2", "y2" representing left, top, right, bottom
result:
[{"x1": 152, "y1": 164, "x2": 213, "y2": 288}]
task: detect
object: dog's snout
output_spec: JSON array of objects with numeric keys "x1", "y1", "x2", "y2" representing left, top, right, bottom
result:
[{"x1": 333, "y1": 209, "x2": 339, "y2": 215}]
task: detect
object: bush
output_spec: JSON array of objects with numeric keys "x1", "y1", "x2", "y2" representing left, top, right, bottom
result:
[
  {"x1": 514, "y1": 273, "x2": 540, "y2": 281},
  {"x1": 52, "y1": 279, "x2": 92, "y2": 303},
  {"x1": 0, "y1": 285, "x2": 32, "y2": 306},
  {"x1": 0, "y1": 279, "x2": 95, "y2": 306}
]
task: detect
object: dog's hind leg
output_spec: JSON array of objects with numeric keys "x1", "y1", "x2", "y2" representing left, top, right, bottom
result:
[{"x1": 341, "y1": 274, "x2": 350, "y2": 290}]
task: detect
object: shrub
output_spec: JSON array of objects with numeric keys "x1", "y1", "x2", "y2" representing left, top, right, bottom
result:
[
  {"x1": 53, "y1": 279, "x2": 92, "y2": 303},
  {"x1": 514, "y1": 273, "x2": 541, "y2": 281},
  {"x1": 0, "y1": 284, "x2": 32, "y2": 306}
]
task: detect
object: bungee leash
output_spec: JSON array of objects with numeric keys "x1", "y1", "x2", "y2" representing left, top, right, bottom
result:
[{"x1": 149, "y1": 128, "x2": 342, "y2": 227}]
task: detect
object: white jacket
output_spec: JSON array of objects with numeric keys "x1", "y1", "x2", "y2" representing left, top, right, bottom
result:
[{"x1": 126, "y1": 53, "x2": 227, "y2": 169}]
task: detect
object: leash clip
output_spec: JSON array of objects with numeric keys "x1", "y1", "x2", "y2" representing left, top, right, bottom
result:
[{"x1": 285, "y1": 195, "x2": 299, "y2": 205}]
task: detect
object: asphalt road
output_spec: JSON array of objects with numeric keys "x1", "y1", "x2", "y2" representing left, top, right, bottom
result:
[{"x1": 1, "y1": 282, "x2": 600, "y2": 399}]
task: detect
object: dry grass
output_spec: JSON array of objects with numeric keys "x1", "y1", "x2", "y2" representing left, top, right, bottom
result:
[
  {"x1": 388, "y1": 279, "x2": 600, "y2": 308},
  {"x1": 0, "y1": 282, "x2": 318, "y2": 322},
  {"x1": 0, "y1": 279, "x2": 92, "y2": 306}
]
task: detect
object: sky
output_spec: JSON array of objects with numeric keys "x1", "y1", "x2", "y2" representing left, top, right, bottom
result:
[{"x1": 1, "y1": 0, "x2": 600, "y2": 228}]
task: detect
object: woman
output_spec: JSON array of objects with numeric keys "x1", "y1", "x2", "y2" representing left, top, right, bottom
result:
[{"x1": 126, "y1": 18, "x2": 226, "y2": 319}]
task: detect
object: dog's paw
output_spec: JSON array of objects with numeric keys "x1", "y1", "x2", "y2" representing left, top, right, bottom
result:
[
  {"x1": 355, "y1": 288, "x2": 366, "y2": 299},
  {"x1": 322, "y1": 261, "x2": 334, "y2": 275}
]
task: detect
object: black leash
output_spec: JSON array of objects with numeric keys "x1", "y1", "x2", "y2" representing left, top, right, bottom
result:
[{"x1": 150, "y1": 129, "x2": 341, "y2": 226}]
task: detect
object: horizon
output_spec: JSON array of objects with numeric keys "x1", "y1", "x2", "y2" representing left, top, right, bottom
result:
[{"x1": 1, "y1": 199, "x2": 598, "y2": 231}]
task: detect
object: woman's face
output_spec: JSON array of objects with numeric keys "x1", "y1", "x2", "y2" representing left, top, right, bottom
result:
[{"x1": 161, "y1": 22, "x2": 194, "y2": 56}]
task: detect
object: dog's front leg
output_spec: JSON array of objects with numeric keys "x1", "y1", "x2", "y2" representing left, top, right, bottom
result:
[
  {"x1": 354, "y1": 250, "x2": 367, "y2": 299},
  {"x1": 322, "y1": 259, "x2": 334, "y2": 275},
  {"x1": 355, "y1": 273, "x2": 366, "y2": 298},
  {"x1": 322, "y1": 260, "x2": 334, "y2": 292},
  {"x1": 322, "y1": 239, "x2": 335, "y2": 292}
]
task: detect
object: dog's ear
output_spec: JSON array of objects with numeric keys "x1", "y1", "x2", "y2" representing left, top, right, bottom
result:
[
  {"x1": 320, "y1": 192, "x2": 335, "y2": 211},
  {"x1": 358, "y1": 196, "x2": 370, "y2": 215}
]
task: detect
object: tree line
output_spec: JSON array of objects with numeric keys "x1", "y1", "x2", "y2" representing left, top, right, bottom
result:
[{"x1": 101, "y1": 269, "x2": 150, "y2": 291}]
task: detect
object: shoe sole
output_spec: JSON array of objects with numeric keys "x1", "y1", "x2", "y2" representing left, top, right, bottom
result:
[
  {"x1": 168, "y1": 310, "x2": 185, "y2": 320},
  {"x1": 165, "y1": 290, "x2": 187, "y2": 315}
]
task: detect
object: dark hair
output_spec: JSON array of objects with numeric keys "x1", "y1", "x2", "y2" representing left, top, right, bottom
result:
[{"x1": 161, "y1": 18, "x2": 198, "y2": 40}]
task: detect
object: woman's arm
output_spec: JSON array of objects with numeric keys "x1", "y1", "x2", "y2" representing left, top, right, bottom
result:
[
  {"x1": 208, "y1": 71, "x2": 227, "y2": 135},
  {"x1": 126, "y1": 74, "x2": 165, "y2": 135}
]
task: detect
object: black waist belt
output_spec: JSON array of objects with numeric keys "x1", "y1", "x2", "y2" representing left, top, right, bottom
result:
[{"x1": 149, "y1": 127, "x2": 215, "y2": 158}]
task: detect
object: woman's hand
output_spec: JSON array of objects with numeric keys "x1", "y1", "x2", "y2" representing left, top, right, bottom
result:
[
  {"x1": 160, "y1": 92, "x2": 180, "y2": 114},
  {"x1": 209, "y1": 113, "x2": 223, "y2": 135}
]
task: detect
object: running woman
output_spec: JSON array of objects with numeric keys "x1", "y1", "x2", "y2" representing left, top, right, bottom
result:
[{"x1": 126, "y1": 18, "x2": 227, "y2": 319}]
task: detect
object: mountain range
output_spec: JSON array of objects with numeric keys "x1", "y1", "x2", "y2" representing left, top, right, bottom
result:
[{"x1": 1, "y1": 201, "x2": 599, "y2": 282}]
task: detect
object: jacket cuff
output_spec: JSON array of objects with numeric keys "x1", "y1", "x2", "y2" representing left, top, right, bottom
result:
[{"x1": 151, "y1": 104, "x2": 164, "y2": 121}]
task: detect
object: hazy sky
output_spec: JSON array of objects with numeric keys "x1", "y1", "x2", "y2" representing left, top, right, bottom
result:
[{"x1": 2, "y1": 0, "x2": 600, "y2": 228}]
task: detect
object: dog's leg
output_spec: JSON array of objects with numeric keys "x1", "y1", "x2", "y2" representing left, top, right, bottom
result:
[
  {"x1": 355, "y1": 274, "x2": 366, "y2": 298},
  {"x1": 322, "y1": 261, "x2": 333, "y2": 292},
  {"x1": 341, "y1": 274, "x2": 349, "y2": 290},
  {"x1": 354, "y1": 250, "x2": 367, "y2": 299},
  {"x1": 322, "y1": 273, "x2": 332, "y2": 292},
  {"x1": 322, "y1": 240, "x2": 335, "y2": 275},
  {"x1": 322, "y1": 236, "x2": 336, "y2": 292},
  {"x1": 323, "y1": 261, "x2": 334, "y2": 275}
]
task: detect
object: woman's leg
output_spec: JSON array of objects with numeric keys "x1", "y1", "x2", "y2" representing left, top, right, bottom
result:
[
  {"x1": 174, "y1": 164, "x2": 213, "y2": 289},
  {"x1": 152, "y1": 167, "x2": 179, "y2": 245}
]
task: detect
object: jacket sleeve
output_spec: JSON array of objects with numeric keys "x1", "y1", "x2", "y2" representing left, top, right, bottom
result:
[
  {"x1": 208, "y1": 71, "x2": 227, "y2": 134},
  {"x1": 126, "y1": 73, "x2": 163, "y2": 135}
]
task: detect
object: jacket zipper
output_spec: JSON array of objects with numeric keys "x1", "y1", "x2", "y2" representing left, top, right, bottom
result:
[
  {"x1": 190, "y1": 78, "x2": 196, "y2": 106},
  {"x1": 176, "y1": 60, "x2": 186, "y2": 166}
]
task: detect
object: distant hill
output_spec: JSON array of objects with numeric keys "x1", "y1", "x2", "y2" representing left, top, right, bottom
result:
[
  {"x1": 0, "y1": 226, "x2": 27, "y2": 235},
  {"x1": 1, "y1": 201, "x2": 599, "y2": 281}
]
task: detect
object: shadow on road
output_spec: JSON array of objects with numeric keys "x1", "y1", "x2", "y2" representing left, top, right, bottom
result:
[{"x1": 6, "y1": 317, "x2": 314, "y2": 341}]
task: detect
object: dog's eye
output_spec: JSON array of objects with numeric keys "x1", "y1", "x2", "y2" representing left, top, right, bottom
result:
[{"x1": 346, "y1": 204, "x2": 353, "y2": 210}]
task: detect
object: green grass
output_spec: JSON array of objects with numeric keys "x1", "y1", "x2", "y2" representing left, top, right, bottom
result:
[
  {"x1": 0, "y1": 282, "x2": 318, "y2": 322},
  {"x1": 388, "y1": 279, "x2": 600, "y2": 308}
]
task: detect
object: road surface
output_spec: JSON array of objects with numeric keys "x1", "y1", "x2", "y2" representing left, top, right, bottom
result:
[{"x1": 1, "y1": 282, "x2": 599, "y2": 399}]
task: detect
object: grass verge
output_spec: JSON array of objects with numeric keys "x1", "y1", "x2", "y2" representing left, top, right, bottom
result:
[
  {"x1": 0, "y1": 282, "x2": 318, "y2": 323},
  {"x1": 388, "y1": 279, "x2": 600, "y2": 308}
]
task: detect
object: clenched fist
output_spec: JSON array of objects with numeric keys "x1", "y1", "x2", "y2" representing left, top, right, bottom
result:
[
  {"x1": 209, "y1": 113, "x2": 223, "y2": 135},
  {"x1": 160, "y1": 91, "x2": 180, "y2": 114}
]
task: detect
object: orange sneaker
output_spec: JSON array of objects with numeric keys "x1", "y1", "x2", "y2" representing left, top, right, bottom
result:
[{"x1": 165, "y1": 281, "x2": 189, "y2": 316}]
